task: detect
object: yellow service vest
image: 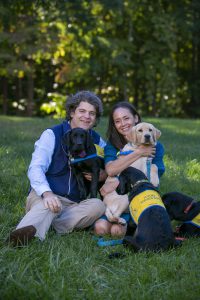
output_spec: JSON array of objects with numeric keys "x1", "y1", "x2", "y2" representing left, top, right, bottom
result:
[
  {"x1": 129, "y1": 190, "x2": 165, "y2": 224},
  {"x1": 188, "y1": 213, "x2": 200, "y2": 227}
]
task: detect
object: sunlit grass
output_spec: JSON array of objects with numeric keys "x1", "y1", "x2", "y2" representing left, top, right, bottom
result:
[{"x1": 0, "y1": 116, "x2": 200, "y2": 299}]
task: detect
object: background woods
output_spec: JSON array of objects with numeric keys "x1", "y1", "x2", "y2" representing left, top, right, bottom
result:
[{"x1": 0, "y1": 0, "x2": 200, "y2": 118}]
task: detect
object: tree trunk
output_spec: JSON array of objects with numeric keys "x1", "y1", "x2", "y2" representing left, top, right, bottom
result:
[
  {"x1": 2, "y1": 77, "x2": 8, "y2": 115},
  {"x1": 27, "y1": 73, "x2": 34, "y2": 117}
]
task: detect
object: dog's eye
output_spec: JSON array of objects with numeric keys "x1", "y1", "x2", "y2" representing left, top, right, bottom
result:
[
  {"x1": 138, "y1": 129, "x2": 143, "y2": 132},
  {"x1": 149, "y1": 129, "x2": 153, "y2": 132}
]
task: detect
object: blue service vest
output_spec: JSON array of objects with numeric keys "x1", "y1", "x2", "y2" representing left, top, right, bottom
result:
[{"x1": 45, "y1": 121, "x2": 102, "y2": 202}]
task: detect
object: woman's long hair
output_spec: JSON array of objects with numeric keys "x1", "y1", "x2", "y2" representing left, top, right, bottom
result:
[{"x1": 107, "y1": 102, "x2": 141, "y2": 150}]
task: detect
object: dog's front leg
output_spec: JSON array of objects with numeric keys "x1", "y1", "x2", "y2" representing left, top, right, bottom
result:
[
  {"x1": 150, "y1": 164, "x2": 159, "y2": 187},
  {"x1": 73, "y1": 168, "x2": 87, "y2": 199},
  {"x1": 90, "y1": 165, "x2": 100, "y2": 198},
  {"x1": 117, "y1": 174, "x2": 129, "y2": 195}
]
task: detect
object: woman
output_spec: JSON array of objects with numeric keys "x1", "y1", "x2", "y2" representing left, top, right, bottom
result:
[{"x1": 94, "y1": 101, "x2": 165, "y2": 237}]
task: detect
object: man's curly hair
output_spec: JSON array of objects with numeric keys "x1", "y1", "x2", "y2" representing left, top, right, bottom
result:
[{"x1": 66, "y1": 91, "x2": 103, "y2": 126}]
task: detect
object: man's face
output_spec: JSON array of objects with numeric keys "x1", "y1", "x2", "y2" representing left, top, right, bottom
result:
[{"x1": 70, "y1": 101, "x2": 97, "y2": 130}]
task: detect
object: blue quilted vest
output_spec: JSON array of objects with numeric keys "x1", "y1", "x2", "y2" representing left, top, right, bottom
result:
[{"x1": 46, "y1": 121, "x2": 102, "y2": 202}]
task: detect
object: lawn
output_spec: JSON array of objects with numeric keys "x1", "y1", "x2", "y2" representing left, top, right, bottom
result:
[{"x1": 0, "y1": 115, "x2": 200, "y2": 300}]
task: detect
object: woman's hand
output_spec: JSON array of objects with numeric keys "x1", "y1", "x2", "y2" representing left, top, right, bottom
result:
[{"x1": 135, "y1": 144, "x2": 156, "y2": 158}]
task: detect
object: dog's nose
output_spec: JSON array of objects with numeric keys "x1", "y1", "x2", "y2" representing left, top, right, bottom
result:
[{"x1": 144, "y1": 134, "x2": 151, "y2": 140}]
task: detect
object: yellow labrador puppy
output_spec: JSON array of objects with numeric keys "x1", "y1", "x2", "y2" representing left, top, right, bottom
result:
[{"x1": 122, "y1": 122, "x2": 161, "y2": 187}]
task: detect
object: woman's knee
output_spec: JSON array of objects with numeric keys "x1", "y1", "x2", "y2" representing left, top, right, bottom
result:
[
  {"x1": 111, "y1": 224, "x2": 127, "y2": 237},
  {"x1": 94, "y1": 219, "x2": 111, "y2": 235}
]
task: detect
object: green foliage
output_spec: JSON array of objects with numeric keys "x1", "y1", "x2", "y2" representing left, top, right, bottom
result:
[
  {"x1": 40, "y1": 92, "x2": 66, "y2": 118},
  {"x1": 0, "y1": 0, "x2": 200, "y2": 117},
  {"x1": 186, "y1": 159, "x2": 200, "y2": 182},
  {"x1": 1, "y1": 116, "x2": 200, "y2": 299}
]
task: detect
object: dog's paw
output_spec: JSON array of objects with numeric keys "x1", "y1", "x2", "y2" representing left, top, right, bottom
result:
[{"x1": 118, "y1": 218, "x2": 127, "y2": 226}]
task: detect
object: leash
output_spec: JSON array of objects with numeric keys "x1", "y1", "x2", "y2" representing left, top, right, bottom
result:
[
  {"x1": 146, "y1": 158, "x2": 151, "y2": 181},
  {"x1": 70, "y1": 154, "x2": 98, "y2": 164},
  {"x1": 93, "y1": 236, "x2": 123, "y2": 247}
]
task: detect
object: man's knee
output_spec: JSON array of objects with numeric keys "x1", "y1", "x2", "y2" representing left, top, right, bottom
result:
[
  {"x1": 88, "y1": 199, "x2": 105, "y2": 218},
  {"x1": 94, "y1": 219, "x2": 111, "y2": 235}
]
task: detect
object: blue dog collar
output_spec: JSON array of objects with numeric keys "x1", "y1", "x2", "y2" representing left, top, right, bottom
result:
[
  {"x1": 70, "y1": 144, "x2": 104, "y2": 164},
  {"x1": 117, "y1": 150, "x2": 134, "y2": 157}
]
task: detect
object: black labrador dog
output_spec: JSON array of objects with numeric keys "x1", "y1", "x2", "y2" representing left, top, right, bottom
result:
[
  {"x1": 118, "y1": 167, "x2": 177, "y2": 252},
  {"x1": 62, "y1": 127, "x2": 104, "y2": 200},
  {"x1": 162, "y1": 191, "x2": 200, "y2": 237}
]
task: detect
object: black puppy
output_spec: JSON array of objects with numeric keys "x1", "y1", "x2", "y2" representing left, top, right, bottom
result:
[
  {"x1": 118, "y1": 167, "x2": 177, "y2": 252},
  {"x1": 162, "y1": 192, "x2": 200, "y2": 237},
  {"x1": 63, "y1": 128, "x2": 104, "y2": 199}
]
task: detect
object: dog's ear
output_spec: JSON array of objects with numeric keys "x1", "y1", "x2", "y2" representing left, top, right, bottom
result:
[
  {"x1": 127, "y1": 126, "x2": 137, "y2": 143},
  {"x1": 153, "y1": 127, "x2": 161, "y2": 142},
  {"x1": 62, "y1": 130, "x2": 71, "y2": 147},
  {"x1": 86, "y1": 131, "x2": 94, "y2": 149}
]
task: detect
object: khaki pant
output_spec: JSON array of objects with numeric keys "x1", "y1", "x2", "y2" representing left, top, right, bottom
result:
[{"x1": 16, "y1": 189, "x2": 105, "y2": 241}]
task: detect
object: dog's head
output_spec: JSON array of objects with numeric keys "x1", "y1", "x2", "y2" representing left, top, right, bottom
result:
[
  {"x1": 162, "y1": 192, "x2": 200, "y2": 221},
  {"x1": 62, "y1": 128, "x2": 94, "y2": 158},
  {"x1": 127, "y1": 122, "x2": 161, "y2": 146}
]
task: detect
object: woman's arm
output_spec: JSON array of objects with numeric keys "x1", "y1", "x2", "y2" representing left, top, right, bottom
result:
[{"x1": 105, "y1": 144, "x2": 155, "y2": 177}]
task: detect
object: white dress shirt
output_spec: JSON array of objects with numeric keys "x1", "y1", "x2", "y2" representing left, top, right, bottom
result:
[{"x1": 28, "y1": 129, "x2": 55, "y2": 196}]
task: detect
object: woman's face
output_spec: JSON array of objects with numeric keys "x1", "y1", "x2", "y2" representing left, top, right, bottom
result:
[{"x1": 113, "y1": 107, "x2": 138, "y2": 137}]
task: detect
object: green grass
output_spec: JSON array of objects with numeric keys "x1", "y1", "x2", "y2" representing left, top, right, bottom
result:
[{"x1": 0, "y1": 115, "x2": 200, "y2": 300}]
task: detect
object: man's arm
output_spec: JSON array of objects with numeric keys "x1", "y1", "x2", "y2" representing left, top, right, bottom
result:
[{"x1": 28, "y1": 129, "x2": 61, "y2": 213}]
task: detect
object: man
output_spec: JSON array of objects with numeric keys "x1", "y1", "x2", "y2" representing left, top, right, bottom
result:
[{"x1": 8, "y1": 91, "x2": 106, "y2": 246}]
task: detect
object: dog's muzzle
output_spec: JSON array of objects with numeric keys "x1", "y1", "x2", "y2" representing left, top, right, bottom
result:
[{"x1": 144, "y1": 134, "x2": 151, "y2": 143}]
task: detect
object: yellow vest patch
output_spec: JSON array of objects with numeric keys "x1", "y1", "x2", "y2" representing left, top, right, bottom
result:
[
  {"x1": 95, "y1": 144, "x2": 104, "y2": 159},
  {"x1": 129, "y1": 190, "x2": 165, "y2": 224},
  {"x1": 190, "y1": 213, "x2": 200, "y2": 227}
]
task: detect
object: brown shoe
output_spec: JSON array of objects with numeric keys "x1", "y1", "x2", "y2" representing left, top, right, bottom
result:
[{"x1": 7, "y1": 225, "x2": 36, "y2": 247}]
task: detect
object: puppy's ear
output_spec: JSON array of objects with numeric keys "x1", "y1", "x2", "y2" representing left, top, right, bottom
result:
[
  {"x1": 62, "y1": 130, "x2": 71, "y2": 147},
  {"x1": 86, "y1": 132, "x2": 94, "y2": 148},
  {"x1": 153, "y1": 127, "x2": 161, "y2": 142},
  {"x1": 127, "y1": 126, "x2": 137, "y2": 143}
]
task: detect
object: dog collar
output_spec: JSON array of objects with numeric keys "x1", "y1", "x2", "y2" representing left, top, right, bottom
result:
[
  {"x1": 130, "y1": 179, "x2": 150, "y2": 190},
  {"x1": 69, "y1": 144, "x2": 104, "y2": 164},
  {"x1": 184, "y1": 200, "x2": 195, "y2": 214}
]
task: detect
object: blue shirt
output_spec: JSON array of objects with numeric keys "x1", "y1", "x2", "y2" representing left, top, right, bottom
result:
[{"x1": 104, "y1": 141, "x2": 165, "y2": 178}]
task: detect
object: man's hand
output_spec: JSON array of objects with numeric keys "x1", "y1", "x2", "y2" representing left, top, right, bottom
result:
[{"x1": 42, "y1": 191, "x2": 62, "y2": 213}]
